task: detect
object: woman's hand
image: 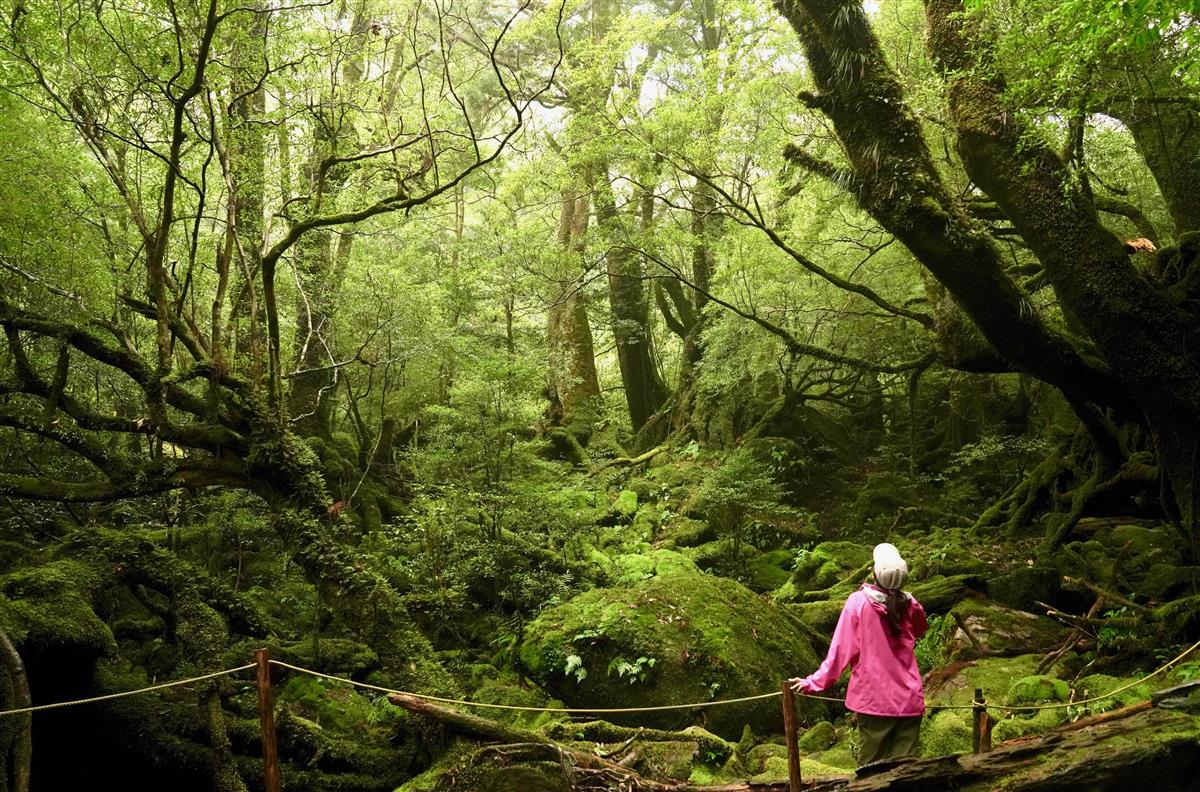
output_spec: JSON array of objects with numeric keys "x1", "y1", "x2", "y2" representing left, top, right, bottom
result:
[{"x1": 788, "y1": 677, "x2": 812, "y2": 694}]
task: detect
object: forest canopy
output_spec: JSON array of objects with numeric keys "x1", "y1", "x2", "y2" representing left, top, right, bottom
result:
[{"x1": 0, "y1": 0, "x2": 1198, "y2": 789}]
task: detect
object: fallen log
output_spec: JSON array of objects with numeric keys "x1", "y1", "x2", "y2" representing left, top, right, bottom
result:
[
  {"x1": 390, "y1": 692, "x2": 1200, "y2": 792},
  {"x1": 389, "y1": 692, "x2": 797, "y2": 791}
]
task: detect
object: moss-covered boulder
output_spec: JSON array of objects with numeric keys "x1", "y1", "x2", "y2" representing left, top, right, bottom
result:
[
  {"x1": 610, "y1": 549, "x2": 699, "y2": 586},
  {"x1": 788, "y1": 542, "x2": 871, "y2": 594},
  {"x1": 660, "y1": 517, "x2": 715, "y2": 549},
  {"x1": 1005, "y1": 675, "x2": 1069, "y2": 707},
  {"x1": 920, "y1": 710, "x2": 972, "y2": 756},
  {"x1": 990, "y1": 705, "x2": 1067, "y2": 742},
  {"x1": 517, "y1": 569, "x2": 828, "y2": 738},
  {"x1": 909, "y1": 574, "x2": 984, "y2": 614},
  {"x1": 748, "y1": 550, "x2": 794, "y2": 592},
  {"x1": 796, "y1": 720, "x2": 837, "y2": 752},
  {"x1": 924, "y1": 654, "x2": 1045, "y2": 709},
  {"x1": 0, "y1": 558, "x2": 116, "y2": 657},
  {"x1": 987, "y1": 566, "x2": 1060, "y2": 611},
  {"x1": 398, "y1": 742, "x2": 569, "y2": 792},
  {"x1": 943, "y1": 600, "x2": 1065, "y2": 660},
  {"x1": 630, "y1": 740, "x2": 699, "y2": 780},
  {"x1": 790, "y1": 599, "x2": 844, "y2": 633}
]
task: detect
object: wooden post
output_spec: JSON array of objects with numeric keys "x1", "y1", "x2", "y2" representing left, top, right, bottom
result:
[
  {"x1": 781, "y1": 681, "x2": 803, "y2": 792},
  {"x1": 972, "y1": 688, "x2": 986, "y2": 754},
  {"x1": 256, "y1": 648, "x2": 282, "y2": 792}
]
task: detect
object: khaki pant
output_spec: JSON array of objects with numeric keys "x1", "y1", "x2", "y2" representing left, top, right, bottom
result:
[{"x1": 856, "y1": 713, "x2": 922, "y2": 766}]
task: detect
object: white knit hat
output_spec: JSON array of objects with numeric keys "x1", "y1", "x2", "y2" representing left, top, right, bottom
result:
[{"x1": 873, "y1": 543, "x2": 908, "y2": 590}]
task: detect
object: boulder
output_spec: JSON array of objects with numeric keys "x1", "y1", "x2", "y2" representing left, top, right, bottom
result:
[
  {"x1": 788, "y1": 541, "x2": 871, "y2": 594},
  {"x1": 942, "y1": 600, "x2": 1066, "y2": 661},
  {"x1": 517, "y1": 562, "x2": 828, "y2": 737}
]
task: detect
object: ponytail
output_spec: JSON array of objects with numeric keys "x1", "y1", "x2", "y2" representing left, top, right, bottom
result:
[{"x1": 879, "y1": 580, "x2": 909, "y2": 636}]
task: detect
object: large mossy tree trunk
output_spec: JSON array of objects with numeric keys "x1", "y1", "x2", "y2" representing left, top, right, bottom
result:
[
  {"x1": 546, "y1": 184, "x2": 602, "y2": 444},
  {"x1": 771, "y1": 0, "x2": 1200, "y2": 553},
  {"x1": 595, "y1": 171, "x2": 668, "y2": 436}
]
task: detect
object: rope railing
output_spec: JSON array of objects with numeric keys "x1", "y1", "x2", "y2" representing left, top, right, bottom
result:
[
  {"x1": 0, "y1": 663, "x2": 256, "y2": 717},
  {"x1": 0, "y1": 637, "x2": 1194, "y2": 792},
  {"x1": 1, "y1": 633, "x2": 1197, "y2": 719}
]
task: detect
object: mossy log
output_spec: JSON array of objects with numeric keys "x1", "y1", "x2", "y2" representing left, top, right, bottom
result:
[
  {"x1": 389, "y1": 692, "x2": 789, "y2": 791},
  {"x1": 394, "y1": 693, "x2": 1200, "y2": 791},
  {"x1": 823, "y1": 705, "x2": 1199, "y2": 791}
]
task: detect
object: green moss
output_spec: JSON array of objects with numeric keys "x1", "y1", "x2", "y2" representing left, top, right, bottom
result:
[
  {"x1": 791, "y1": 599, "x2": 844, "y2": 633},
  {"x1": 610, "y1": 549, "x2": 699, "y2": 586},
  {"x1": 926, "y1": 654, "x2": 1045, "y2": 709},
  {"x1": 661, "y1": 517, "x2": 714, "y2": 548},
  {"x1": 749, "y1": 550, "x2": 794, "y2": 592},
  {"x1": 797, "y1": 719, "x2": 836, "y2": 752},
  {"x1": 748, "y1": 754, "x2": 790, "y2": 783},
  {"x1": 276, "y1": 638, "x2": 380, "y2": 675},
  {"x1": 799, "y1": 755, "x2": 853, "y2": 778},
  {"x1": 807, "y1": 741, "x2": 857, "y2": 771},
  {"x1": 1074, "y1": 674, "x2": 1151, "y2": 713},
  {"x1": 920, "y1": 710, "x2": 972, "y2": 756},
  {"x1": 0, "y1": 559, "x2": 115, "y2": 655},
  {"x1": 470, "y1": 681, "x2": 566, "y2": 731},
  {"x1": 1005, "y1": 675, "x2": 1069, "y2": 706},
  {"x1": 991, "y1": 705, "x2": 1067, "y2": 742},
  {"x1": 632, "y1": 740, "x2": 697, "y2": 780},
  {"x1": 909, "y1": 574, "x2": 982, "y2": 614},
  {"x1": 613, "y1": 490, "x2": 639, "y2": 518},
  {"x1": 790, "y1": 542, "x2": 870, "y2": 593},
  {"x1": 987, "y1": 566, "x2": 1059, "y2": 611},
  {"x1": 517, "y1": 568, "x2": 827, "y2": 738}
]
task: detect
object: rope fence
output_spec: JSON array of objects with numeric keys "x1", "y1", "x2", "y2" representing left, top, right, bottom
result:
[
  {"x1": 2, "y1": 634, "x2": 1198, "y2": 718},
  {"x1": 0, "y1": 663, "x2": 256, "y2": 716},
  {"x1": 0, "y1": 636, "x2": 1196, "y2": 792}
]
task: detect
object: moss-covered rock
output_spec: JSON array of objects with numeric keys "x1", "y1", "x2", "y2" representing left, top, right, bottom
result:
[
  {"x1": 613, "y1": 490, "x2": 639, "y2": 519},
  {"x1": 991, "y1": 705, "x2": 1068, "y2": 742},
  {"x1": 517, "y1": 569, "x2": 828, "y2": 738},
  {"x1": 790, "y1": 599, "x2": 844, "y2": 633},
  {"x1": 797, "y1": 720, "x2": 837, "y2": 752},
  {"x1": 924, "y1": 654, "x2": 1045, "y2": 709},
  {"x1": 1005, "y1": 675, "x2": 1069, "y2": 707},
  {"x1": 609, "y1": 549, "x2": 699, "y2": 586},
  {"x1": 748, "y1": 550, "x2": 794, "y2": 592},
  {"x1": 469, "y1": 681, "x2": 566, "y2": 731},
  {"x1": 398, "y1": 741, "x2": 568, "y2": 792},
  {"x1": 943, "y1": 600, "x2": 1065, "y2": 660},
  {"x1": 920, "y1": 710, "x2": 972, "y2": 756},
  {"x1": 275, "y1": 638, "x2": 380, "y2": 676},
  {"x1": 746, "y1": 741, "x2": 789, "y2": 772},
  {"x1": 630, "y1": 739, "x2": 698, "y2": 780},
  {"x1": 789, "y1": 542, "x2": 871, "y2": 594},
  {"x1": 909, "y1": 574, "x2": 984, "y2": 614},
  {"x1": 660, "y1": 517, "x2": 715, "y2": 549},
  {"x1": 988, "y1": 566, "x2": 1060, "y2": 611},
  {"x1": 0, "y1": 558, "x2": 115, "y2": 656}
]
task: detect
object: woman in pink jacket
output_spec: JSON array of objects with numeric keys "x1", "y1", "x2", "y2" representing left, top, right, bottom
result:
[{"x1": 788, "y1": 542, "x2": 928, "y2": 766}]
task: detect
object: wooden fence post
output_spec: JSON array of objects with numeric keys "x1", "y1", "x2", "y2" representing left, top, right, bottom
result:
[
  {"x1": 782, "y1": 681, "x2": 803, "y2": 792},
  {"x1": 256, "y1": 648, "x2": 282, "y2": 792},
  {"x1": 972, "y1": 688, "x2": 989, "y2": 754}
]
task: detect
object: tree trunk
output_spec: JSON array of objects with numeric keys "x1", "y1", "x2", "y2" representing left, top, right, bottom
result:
[
  {"x1": 923, "y1": 0, "x2": 1200, "y2": 546},
  {"x1": 0, "y1": 628, "x2": 31, "y2": 792},
  {"x1": 595, "y1": 172, "x2": 668, "y2": 434},
  {"x1": 287, "y1": 8, "x2": 369, "y2": 437},
  {"x1": 546, "y1": 185, "x2": 601, "y2": 442}
]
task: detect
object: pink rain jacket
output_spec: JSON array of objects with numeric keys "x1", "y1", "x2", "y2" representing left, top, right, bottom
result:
[{"x1": 795, "y1": 584, "x2": 928, "y2": 717}]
